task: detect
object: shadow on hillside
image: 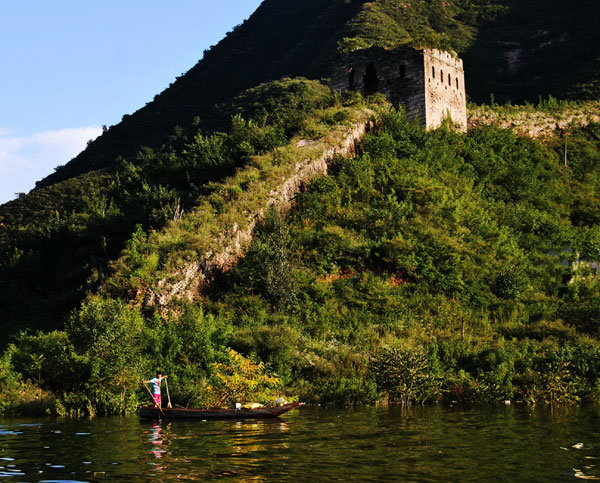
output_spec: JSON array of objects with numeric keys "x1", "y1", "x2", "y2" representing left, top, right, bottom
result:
[
  {"x1": 36, "y1": 0, "x2": 367, "y2": 191},
  {"x1": 462, "y1": 0, "x2": 600, "y2": 104}
]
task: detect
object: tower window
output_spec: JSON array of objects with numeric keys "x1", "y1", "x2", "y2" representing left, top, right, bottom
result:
[
  {"x1": 363, "y1": 63, "x2": 379, "y2": 94},
  {"x1": 441, "y1": 69, "x2": 444, "y2": 82},
  {"x1": 432, "y1": 66, "x2": 435, "y2": 79},
  {"x1": 448, "y1": 73, "x2": 451, "y2": 85},
  {"x1": 456, "y1": 77, "x2": 459, "y2": 89}
]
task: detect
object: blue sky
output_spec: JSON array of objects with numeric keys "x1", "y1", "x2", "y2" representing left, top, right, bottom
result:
[{"x1": 0, "y1": 0, "x2": 262, "y2": 204}]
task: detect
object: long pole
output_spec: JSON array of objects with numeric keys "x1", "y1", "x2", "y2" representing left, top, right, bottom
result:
[
  {"x1": 165, "y1": 378, "x2": 172, "y2": 408},
  {"x1": 142, "y1": 381, "x2": 154, "y2": 403},
  {"x1": 142, "y1": 382, "x2": 165, "y2": 417}
]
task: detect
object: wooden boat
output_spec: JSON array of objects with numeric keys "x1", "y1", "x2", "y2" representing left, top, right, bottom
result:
[{"x1": 139, "y1": 402, "x2": 303, "y2": 420}]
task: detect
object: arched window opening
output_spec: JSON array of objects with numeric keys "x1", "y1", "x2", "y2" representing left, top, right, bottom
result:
[
  {"x1": 448, "y1": 73, "x2": 451, "y2": 85},
  {"x1": 456, "y1": 77, "x2": 459, "y2": 89},
  {"x1": 440, "y1": 69, "x2": 444, "y2": 82},
  {"x1": 348, "y1": 66, "x2": 355, "y2": 89},
  {"x1": 400, "y1": 64, "x2": 406, "y2": 78},
  {"x1": 363, "y1": 63, "x2": 379, "y2": 94},
  {"x1": 432, "y1": 66, "x2": 435, "y2": 79}
]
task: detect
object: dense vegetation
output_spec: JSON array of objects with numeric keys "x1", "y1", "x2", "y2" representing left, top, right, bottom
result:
[
  {"x1": 0, "y1": 79, "x2": 355, "y2": 333},
  {"x1": 2, "y1": 0, "x2": 600, "y2": 416},
  {"x1": 2, "y1": 1, "x2": 599, "y2": 321},
  {"x1": 3, "y1": 103, "x2": 600, "y2": 414},
  {"x1": 213, "y1": 109, "x2": 600, "y2": 406},
  {"x1": 4, "y1": 0, "x2": 599, "y2": 329}
]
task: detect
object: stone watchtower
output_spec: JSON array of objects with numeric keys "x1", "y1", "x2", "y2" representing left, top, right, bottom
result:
[{"x1": 332, "y1": 47, "x2": 467, "y2": 132}]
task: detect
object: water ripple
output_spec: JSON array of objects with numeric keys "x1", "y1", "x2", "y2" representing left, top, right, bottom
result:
[{"x1": 1, "y1": 406, "x2": 600, "y2": 481}]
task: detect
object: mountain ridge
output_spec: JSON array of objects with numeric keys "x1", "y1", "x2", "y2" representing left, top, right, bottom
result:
[
  {"x1": 2, "y1": 0, "x2": 600, "y2": 415},
  {"x1": 29, "y1": 0, "x2": 600, "y2": 194}
]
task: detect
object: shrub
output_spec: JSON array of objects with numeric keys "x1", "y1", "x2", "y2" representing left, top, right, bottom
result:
[
  {"x1": 371, "y1": 347, "x2": 441, "y2": 405},
  {"x1": 65, "y1": 296, "x2": 146, "y2": 414},
  {"x1": 208, "y1": 348, "x2": 282, "y2": 407}
]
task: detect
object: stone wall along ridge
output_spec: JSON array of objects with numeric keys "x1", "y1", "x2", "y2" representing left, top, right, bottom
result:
[{"x1": 143, "y1": 117, "x2": 372, "y2": 310}]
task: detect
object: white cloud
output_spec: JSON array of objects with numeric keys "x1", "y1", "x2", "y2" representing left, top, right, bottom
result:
[{"x1": 0, "y1": 126, "x2": 102, "y2": 204}]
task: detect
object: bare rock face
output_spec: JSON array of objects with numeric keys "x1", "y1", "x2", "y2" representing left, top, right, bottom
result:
[{"x1": 143, "y1": 119, "x2": 371, "y2": 311}]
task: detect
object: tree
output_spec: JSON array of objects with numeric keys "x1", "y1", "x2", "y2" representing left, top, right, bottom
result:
[
  {"x1": 209, "y1": 348, "x2": 281, "y2": 406},
  {"x1": 66, "y1": 296, "x2": 145, "y2": 413},
  {"x1": 247, "y1": 208, "x2": 298, "y2": 310},
  {"x1": 371, "y1": 347, "x2": 440, "y2": 406}
]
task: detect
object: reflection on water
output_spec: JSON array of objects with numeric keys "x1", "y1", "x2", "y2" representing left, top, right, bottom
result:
[
  {"x1": 148, "y1": 421, "x2": 168, "y2": 477},
  {"x1": 0, "y1": 405, "x2": 599, "y2": 481},
  {"x1": 149, "y1": 421, "x2": 165, "y2": 459}
]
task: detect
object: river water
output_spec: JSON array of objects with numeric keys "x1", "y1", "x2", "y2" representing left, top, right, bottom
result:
[{"x1": 0, "y1": 405, "x2": 599, "y2": 481}]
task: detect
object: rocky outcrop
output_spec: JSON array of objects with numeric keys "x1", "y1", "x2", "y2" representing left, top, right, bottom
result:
[{"x1": 143, "y1": 119, "x2": 371, "y2": 310}]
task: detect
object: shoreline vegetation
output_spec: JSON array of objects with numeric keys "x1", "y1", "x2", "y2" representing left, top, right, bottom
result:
[{"x1": 2, "y1": 81, "x2": 600, "y2": 416}]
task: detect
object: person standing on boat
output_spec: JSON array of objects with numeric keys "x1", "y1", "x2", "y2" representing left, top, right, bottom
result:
[{"x1": 144, "y1": 372, "x2": 167, "y2": 408}]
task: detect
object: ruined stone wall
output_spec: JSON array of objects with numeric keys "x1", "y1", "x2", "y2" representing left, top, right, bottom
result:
[
  {"x1": 332, "y1": 47, "x2": 467, "y2": 131},
  {"x1": 332, "y1": 47, "x2": 426, "y2": 125},
  {"x1": 143, "y1": 119, "x2": 372, "y2": 311},
  {"x1": 468, "y1": 104, "x2": 600, "y2": 139},
  {"x1": 423, "y1": 49, "x2": 467, "y2": 131}
]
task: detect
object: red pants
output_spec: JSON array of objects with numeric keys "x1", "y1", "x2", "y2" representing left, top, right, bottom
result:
[{"x1": 153, "y1": 393, "x2": 161, "y2": 407}]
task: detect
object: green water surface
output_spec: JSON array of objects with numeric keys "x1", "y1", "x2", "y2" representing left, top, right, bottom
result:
[{"x1": 0, "y1": 405, "x2": 599, "y2": 481}]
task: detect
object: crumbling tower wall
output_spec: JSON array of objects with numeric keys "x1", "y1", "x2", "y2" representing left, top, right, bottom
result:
[
  {"x1": 423, "y1": 49, "x2": 466, "y2": 131},
  {"x1": 332, "y1": 47, "x2": 467, "y2": 131}
]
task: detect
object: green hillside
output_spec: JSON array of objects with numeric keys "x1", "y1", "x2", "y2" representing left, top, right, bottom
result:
[
  {"x1": 217, "y1": 110, "x2": 600, "y2": 405},
  {"x1": 3, "y1": 105, "x2": 600, "y2": 415},
  {"x1": 27, "y1": 0, "x2": 600, "y2": 191},
  {"x1": 0, "y1": 78, "x2": 351, "y2": 333},
  {"x1": 2, "y1": 0, "x2": 600, "y2": 415},
  {"x1": 4, "y1": 0, "x2": 600, "y2": 329}
]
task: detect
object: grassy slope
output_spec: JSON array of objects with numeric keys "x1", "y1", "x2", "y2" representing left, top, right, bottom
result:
[
  {"x1": 103, "y1": 96, "x2": 372, "y2": 305},
  {"x1": 0, "y1": 79, "x2": 367, "y2": 336},
  {"x1": 210, "y1": 109, "x2": 600, "y2": 404},
  {"x1": 2, "y1": 101, "x2": 600, "y2": 414}
]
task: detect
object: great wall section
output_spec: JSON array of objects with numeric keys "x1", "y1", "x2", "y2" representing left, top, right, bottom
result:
[
  {"x1": 468, "y1": 105, "x2": 600, "y2": 139},
  {"x1": 138, "y1": 48, "x2": 600, "y2": 312},
  {"x1": 142, "y1": 117, "x2": 373, "y2": 311},
  {"x1": 332, "y1": 47, "x2": 467, "y2": 132},
  {"x1": 140, "y1": 48, "x2": 470, "y2": 311}
]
